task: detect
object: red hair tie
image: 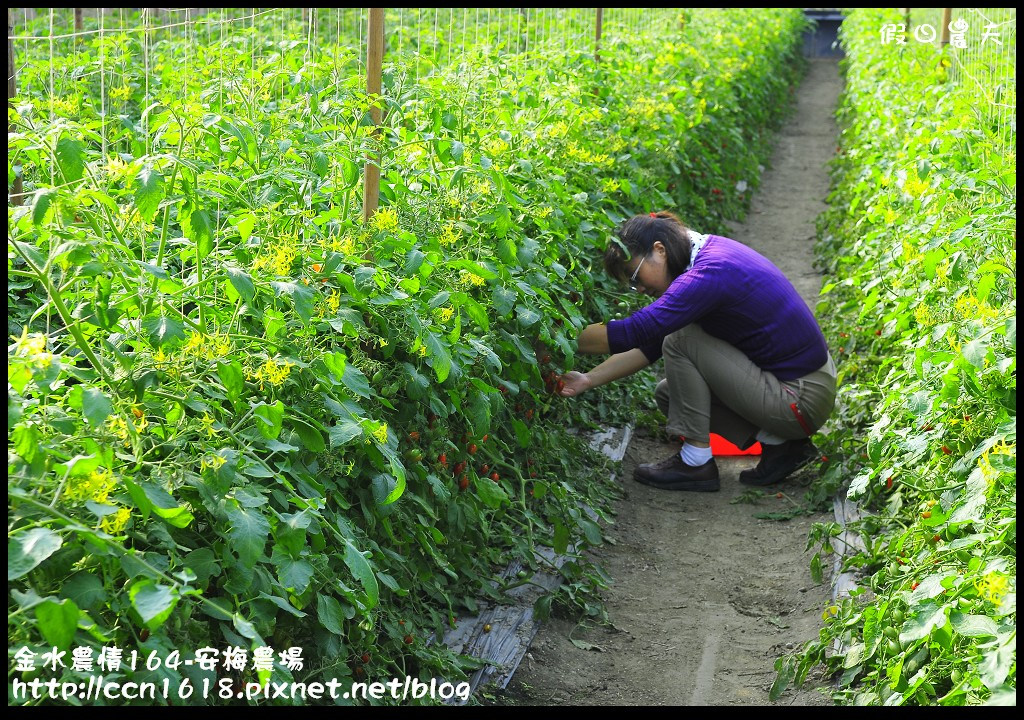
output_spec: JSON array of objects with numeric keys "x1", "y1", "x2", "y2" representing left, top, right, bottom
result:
[{"x1": 649, "y1": 212, "x2": 657, "y2": 218}]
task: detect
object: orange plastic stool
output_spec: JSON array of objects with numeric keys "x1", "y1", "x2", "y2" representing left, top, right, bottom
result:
[{"x1": 710, "y1": 433, "x2": 761, "y2": 456}]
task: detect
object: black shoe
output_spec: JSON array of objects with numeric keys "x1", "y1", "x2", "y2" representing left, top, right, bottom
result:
[
  {"x1": 634, "y1": 452, "x2": 720, "y2": 492},
  {"x1": 738, "y1": 439, "x2": 819, "y2": 486}
]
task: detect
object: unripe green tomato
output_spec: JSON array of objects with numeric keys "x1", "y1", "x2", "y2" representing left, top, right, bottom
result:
[
  {"x1": 887, "y1": 562, "x2": 900, "y2": 577},
  {"x1": 892, "y1": 609, "x2": 905, "y2": 625},
  {"x1": 883, "y1": 626, "x2": 899, "y2": 641},
  {"x1": 372, "y1": 370, "x2": 384, "y2": 383},
  {"x1": 951, "y1": 668, "x2": 963, "y2": 684},
  {"x1": 886, "y1": 639, "x2": 901, "y2": 655}
]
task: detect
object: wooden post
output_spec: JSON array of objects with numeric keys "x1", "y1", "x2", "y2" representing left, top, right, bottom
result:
[
  {"x1": 363, "y1": 8, "x2": 384, "y2": 225},
  {"x1": 594, "y1": 8, "x2": 602, "y2": 63},
  {"x1": 74, "y1": 8, "x2": 83, "y2": 31},
  {"x1": 680, "y1": 9, "x2": 686, "y2": 33},
  {"x1": 939, "y1": 8, "x2": 952, "y2": 46},
  {"x1": 901, "y1": 8, "x2": 911, "y2": 31},
  {"x1": 9, "y1": 8, "x2": 22, "y2": 205}
]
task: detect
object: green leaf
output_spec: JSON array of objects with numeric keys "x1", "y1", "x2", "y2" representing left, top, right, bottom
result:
[
  {"x1": 217, "y1": 360, "x2": 245, "y2": 400},
  {"x1": 344, "y1": 540, "x2": 380, "y2": 611},
  {"x1": 342, "y1": 363, "x2": 371, "y2": 398},
  {"x1": 810, "y1": 552, "x2": 823, "y2": 583},
  {"x1": 271, "y1": 281, "x2": 315, "y2": 323},
  {"x1": 900, "y1": 602, "x2": 948, "y2": 643},
  {"x1": 493, "y1": 286, "x2": 517, "y2": 316},
  {"x1": 233, "y1": 612, "x2": 261, "y2": 641},
  {"x1": 55, "y1": 134, "x2": 85, "y2": 183},
  {"x1": 11, "y1": 425, "x2": 40, "y2": 463},
  {"x1": 81, "y1": 387, "x2": 113, "y2": 428},
  {"x1": 224, "y1": 266, "x2": 255, "y2": 302},
  {"x1": 329, "y1": 418, "x2": 363, "y2": 447},
  {"x1": 235, "y1": 213, "x2": 256, "y2": 242},
  {"x1": 578, "y1": 517, "x2": 603, "y2": 545},
  {"x1": 553, "y1": 521, "x2": 569, "y2": 555},
  {"x1": 291, "y1": 417, "x2": 325, "y2": 453},
  {"x1": 341, "y1": 157, "x2": 359, "y2": 186},
  {"x1": 278, "y1": 559, "x2": 315, "y2": 594},
  {"x1": 259, "y1": 592, "x2": 306, "y2": 618},
  {"x1": 463, "y1": 297, "x2": 490, "y2": 332},
  {"x1": 950, "y1": 611, "x2": 999, "y2": 637},
  {"x1": 317, "y1": 593, "x2": 346, "y2": 635},
  {"x1": 8, "y1": 528, "x2": 63, "y2": 580},
  {"x1": 129, "y1": 580, "x2": 179, "y2": 630},
  {"x1": 769, "y1": 656, "x2": 796, "y2": 702},
  {"x1": 143, "y1": 315, "x2": 186, "y2": 347},
  {"x1": 467, "y1": 389, "x2": 491, "y2": 437},
  {"x1": 183, "y1": 548, "x2": 221, "y2": 584},
  {"x1": 184, "y1": 205, "x2": 214, "y2": 259},
  {"x1": 423, "y1": 331, "x2": 451, "y2": 383},
  {"x1": 31, "y1": 188, "x2": 56, "y2": 226},
  {"x1": 35, "y1": 599, "x2": 81, "y2": 650},
  {"x1": 516, "y1": 304, "x2": 542, "y2": 328},
  {"x1": 224, "y1": 504, "x2": 270, "y2": 568},
  {"x1": 476, "y1": 477, "x2": 508, "y2": 508},
  {"x1": 63, "y1": 572, "x2": 107, "y2": 611},
  {"x1": 133, "y1": 166, "x2": 165, "y2": 222},
  {"x1": 253, "y1": 401, "x2": 285, "y2": 440}
]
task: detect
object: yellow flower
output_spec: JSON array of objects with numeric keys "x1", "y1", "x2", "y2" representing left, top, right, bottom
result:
[
  {"x1": 978, "y1": 440, "x2": 1015, "y2": 486},
  {"x1": 436, "y1": 306, "x2": 454, "y2": 323},
  {"x1": 371, "y1": 422, "x2": 389, "y2": 445},
  {"x1": 200, "y1": 453, "x2": 227, "y2": 472},
  {"x1": 103, "y1": 155, "x2": 133, "y2": 180},
  {"x1": 326, "y1": 290, "x2": 341, "y2": 313},
  {"x1": 100, "y1": 507, "x2": 132, "y2": 534},
  {"x1": 64, "y1": 468, "x2": 117, "y2": 504},
  {"x1": 903, "y1": 173, "x2": 930, "y2": 199},
  {"x1": 199, "y1": 413, "x2": 218, "y2": 438},
  {"x1": 107, "y1": 415, "x2": 130, "y2": 442},
  {"x1": 153, "y1": 347, "x2": 168, "y2": 365},
  {"x1": 439, "y1": 225, "x2": 461, "y2": 246},
  {"x1": 370, "y1": 206, "x2": 399, "y2": 233},
  {"x1": 110, "y1": 84, "x2": 133, "y2": 102},
  {"x1": 248, "y1": 357, "x2": 294, "y2": 390},
  {"x1": 459, "y1": 270, "x2": 486, "y2": 287},
  {"x1": 914, "y1": 305, "x2": 932, "y2": 327},
  {"x1": 9, "y1": 327, "x2": 54, "y2": 368},
  {"x1": 329, "y1": 234, "x2": 357, "y2": 255},
  {"x1": 377, "y1": 337, "x2": 389, "y2": 348},
  {"x1": 417, "y1": 344, "x2": 428, "y2": 357},
  {"x1": 183, "y1": 331, "x2": 207, "y2": 357},
  {"x1": 975, "y1": 572, "x2": 1010, "y2": 606}
]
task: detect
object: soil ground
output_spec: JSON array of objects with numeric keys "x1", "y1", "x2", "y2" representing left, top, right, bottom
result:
[{"x1": 491, "y1": 58, "x2": 845, "y2": 706}]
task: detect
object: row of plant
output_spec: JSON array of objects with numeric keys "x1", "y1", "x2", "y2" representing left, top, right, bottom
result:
[
  {"x1": 776, "y1": 8, "x2": 1015, "y2": 706},
  {"x1": 8, "y1": 8, "x2": 809, "y2": 705}
]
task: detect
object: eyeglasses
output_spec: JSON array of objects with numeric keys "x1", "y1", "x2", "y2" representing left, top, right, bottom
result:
[{"x1": 629, "y1": 255, "x2": 647, "y2": 291}]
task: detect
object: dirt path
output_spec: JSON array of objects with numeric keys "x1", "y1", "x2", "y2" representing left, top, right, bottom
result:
[{"x1": 493, "y1": 58, "x2": 845, "y2": 706}]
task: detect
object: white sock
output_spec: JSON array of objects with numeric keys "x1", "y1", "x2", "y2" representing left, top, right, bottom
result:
[
  {"x1": 756, "y1": 429, "x2": 786, "y2": 446},
  {"x1": 680, "y1": 443, "x2": 713, "y2": 466}
]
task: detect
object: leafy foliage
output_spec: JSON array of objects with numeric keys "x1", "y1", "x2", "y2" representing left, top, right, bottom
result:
[
  {"x1": 8, "y1": 8, "x2": 808, "y2": 705},
  {"x1": 780, "y1": 8, "x2": 1016, "y2": 707}
]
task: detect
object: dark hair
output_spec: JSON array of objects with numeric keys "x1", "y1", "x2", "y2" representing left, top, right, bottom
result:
[{"x1": 604, "y1": 210, "x2": 692, "y2": 282}]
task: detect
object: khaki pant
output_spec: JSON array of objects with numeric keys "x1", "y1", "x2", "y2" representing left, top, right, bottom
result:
[{"x1": 654, "y1": 324, "x2": 837, "y2": 448}]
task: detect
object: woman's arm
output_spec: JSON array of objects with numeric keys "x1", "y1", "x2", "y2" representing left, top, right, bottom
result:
[
  {"x1": 559, "y1": 349, "x2": 652, "y2": 397},
  {"x1": 577, "y1": 323, "x2": 610, "y2": 354}
]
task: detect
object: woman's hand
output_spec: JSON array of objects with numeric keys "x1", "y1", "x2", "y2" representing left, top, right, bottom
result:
[{"x1": 558, "y1": 371, "x2": 593, "y2": 397}]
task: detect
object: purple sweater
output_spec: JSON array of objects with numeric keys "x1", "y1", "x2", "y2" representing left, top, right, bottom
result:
[{"x1": 606, "y1": 235, "x2": 828, "y2": 381}]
